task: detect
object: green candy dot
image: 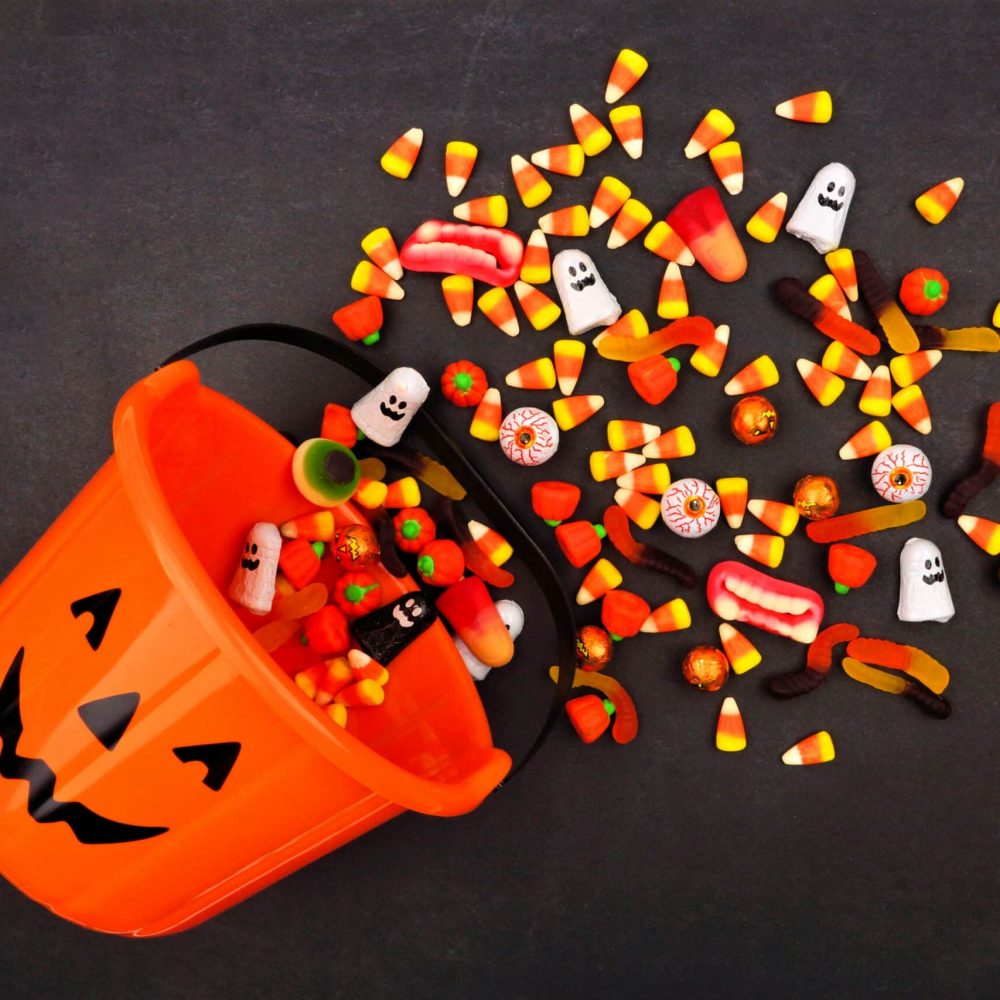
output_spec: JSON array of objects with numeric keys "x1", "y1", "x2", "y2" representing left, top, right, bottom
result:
[
  {"x1": 544, "y1": 518, "x2": 561, "y2": 528},
  {"x1": 594, "y1": 524, "x2": 607, "y2": 540},
  {"x1": 454, "y1": 372, "x2": 473, "y2": 392},
  {"x1": 401, "y1": 518, "x2": 421, "y2": 539},
  {"x1": 344, "y1": 584, "x2": 365, "y2": 603},
  {"x1": 924, "y1": 279, "x2": 943, "y2": 300},
  {"x1": 834, "y1": 582, "x2": 850, "y2": 595},
  {"x1": 361, "y1": 330, "x2": 381, "y2": 345},
  {"x1": 668, "y1": 356, "x2": 681, "y2": 372},
  {"x1": 417, "y1": 554, "x2": 435, "y2": 577},
  {"x1": 602, "y1": 698, "x2": 616, "y2": 716},
  {"x1": 610, "y1": 632, "x2": 623, "y2": 642},
  {"x1": 311, "y1": 541, "x2": 326, "y2": 558}
]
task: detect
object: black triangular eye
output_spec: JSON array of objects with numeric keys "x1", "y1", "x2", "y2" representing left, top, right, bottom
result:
[
  {"x1": 78, "y1": 692, "x2": 139, "y2": 750},
  {"x1": 70, "y1": 589, "x2": 122, "y2": 652},
  {"x1": 172, "y1": 742, "x2": 241, "y2": 791}
]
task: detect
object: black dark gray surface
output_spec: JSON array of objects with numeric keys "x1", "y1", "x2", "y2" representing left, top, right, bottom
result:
[{"x1": 2, "y1": 2, "x2": 999, "y2": 997}]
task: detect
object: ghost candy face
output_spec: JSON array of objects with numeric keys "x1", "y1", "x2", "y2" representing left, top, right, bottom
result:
[
  {"x1": 786, "y1": 162, "x2": 856, "y2": 254},
  {"x1": 897, "y1": 537, "x2": 955, "y2": 623},
  {"x1": 229, "y1": 523, "x2": 282, "y2": 615},
  {"x1": 351, "y1": 367, "x2": 430, "y2": 447},
  {"x1": 552, "y1": 250, "x2": 622, "y2": 336}
]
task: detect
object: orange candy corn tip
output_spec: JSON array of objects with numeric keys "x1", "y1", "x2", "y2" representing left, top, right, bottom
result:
[
  {"x1": 724, "y1": 355, "x2": 779, "y2": 396},
  {"x1": 774, "y1": 90, "x2": 833, "y2": 124},
  {"x1": 590, "y1": 176, "x2": 632, "y2": 228},
  {"x1": 709, "y1": 140, "x2": 744, "y2": 195},
  {"x1": 593, "y1": 309, "x2": 649, "y2": 348},
  {"x1": 782, "y1": 731, "x2": 835, "y2": 765},
  {"x1": 510, "y1": 155, "x2": 552, "y2": 209},
  {"x1": 915, "y1": 178, "x2": 964, "y2": 224},
  {"x1": 858, "y1": 365, "x2": 892, "y2": 418},
  {"x1": 380, "y1": 127, "x2": 423, "y2": 179},
  {"x1": 467, "y1": 520, "x2": 514, "y2": 566},
  {"x1": 641, "y1": 425, "x2": 696, "y2": 460},
  {"x1": 822, "y1": 341, "x2": 871, "y2": 380},
  {"x1": 554, "y1": 339, "x2": 586, "y2": 395},
  {"x1": 351, "y1": 260, "x2": 404, "y2": 300},
  {"x1": 684, "y1": 108, "x2": 735, "y2": 158},
  {"x1": 608, "y1": 198, "x2": 653, "y2": 249},
  {"x1": 608, "y1": 104, "x2": 643, "y2": 159},
  {"x1": 538, "y1": 204, "x2": 590, "y2": 238},
  {"x1": 825, "y1": 248, "x2": 859, "y2": 302},
  {"x1": 552, "y1": 394, "x2": 605, "y2": 432},
  {"x1": 478, "y1": 287, "x2": 519, "y2": 336},
  {"x1": 505, "y1": 357, "x2": 556, "y2": 390},
  {"x1": 657, "y1": 262, "x2": 689, "y2": 320},
  {"x1": 747, "y1": 499, "x2": 799, "y2": 536},
  {"x1": 718, "y1": 623, "x2": 761, "y2": 675},
  {"x1": 514, "y1": 280, "x2": 561, "y2": 331},
  {"x1": 608, "y1": 419, "x2": 661, "y2": 451},
  {"x1": 735, "y1": 533, "x2": 785, "y2": 568},
  {"x1": 716, "y1": 697, "x2": 747, "y2": 752},
  {"x1": 469, "y1": 387, "x2": 502, "y2": 441},
  {"x1": 957, "y1": 515, "x2": 1000, "y2": 556},
  {"x1": 745, "y1": 192, "x2": 788, "y2": 244},
  {"x1": 796, "y1": 359, "x2": 845, "y2": 407},
  {"x1": 531, "y1": 144, "x2": 585, "y2": 177},
  {"x1": 716, "y1": 476, "x2": 749, "y2": 529},
  {"x1": 839, "y1": 420, "x2": 892, "y2": 460},
  {"x1": 889, "y1": 350, "x2": 942, "y2": 388},
  {"x1": 690, "y1": 324, "x2": 730, "y2": 378},
  {"x1": 639, "y1": 598, "x2": 692, "y2": 634},
  {"x1": 590, "y1": 450, "x2": 644, "y2": 482},
  {"x1": 576, "y1": 558, "x2": 623, "y2": 606},
  {"x1": 520, "y1": 229, "x2": 551, "y2": 284},
  {"x1": 445, "y1": 140, "x2": 478, "y2": 197},
  {"x1": 892, "y1": 385, "x2": 932, "y2": 435},
  {"x1": 644, "y1": 220, "x2": 696, "y2": 265},
  {"x1": 570, "y1": 103, "x2": 613, "y2": 156},
  {"x1": 616, "y1": 462, "x2": 671, "y2": 495},
  {"x1": 810, "y1": 273, "x2": 851, "y2": 321},
  {"x1": 614, "y1": 488, "x2": 660, "y2": 529},
  {"x1": 605, "y1": 48, "x2": 648, "y2": 104},
  {"x1": 454, "y1": 195, "x2": 508, "y2": 227},
  {"x1": 442, "y1": 274, "x2": 473, "y2": 327},
  {"x1": 360, "y1": 227, "x2": 403, "y2": 280}
]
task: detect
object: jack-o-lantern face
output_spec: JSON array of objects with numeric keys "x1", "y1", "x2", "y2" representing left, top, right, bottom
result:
[{"x1": 0, "y1": 589, "x2": 241, "y2": 845}]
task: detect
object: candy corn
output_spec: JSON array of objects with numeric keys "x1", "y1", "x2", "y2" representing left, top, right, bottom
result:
[
  {"x1": 889, "y1": 350, "x2": 942, "y2": 388},
  {"x1": 608, "y1": 420, "x2": 661, "y2": 451},
  {"x1": 724, "y1": 355, "x2": 779, "y2": 396},
  {"x1": 590, "y1": 175, "x2": 631, "y2": 228},
  {"x1": 380, "y1": 127, "x2": 423, "y2": 179},
  {"x1": 642, "y1": 425, "x2": 696, "y2": 460},
  {"x1": 709, "y1": 140, "x2": 743, "y2": 195},
  {"x1": 716, "y1": 697, "x2": 747, "y2": 752},
  {"x1": 384, "y1": 477, "x2": 420, "y2": 508},
  {"x1": 796, "y1": 359, "x2": 845, "y2": 406},
  {"x1": 605, "y1": 48, "x2": 648, "y2": 103},
  {"x1": 839, "y1": 420, "x2": 892, "y2": 460},
  {"x1": 348, "y1": 650, "x2": 390, "y2": 688},
  {"x1": 554, "y1": 339, "x2": 586, "y2": 395},
  {"x1": 628, "y1": 355, "x2": 679, "y2": 404},
  {"x1": 718, "y1": 623, "x2": 761, "y2": 675},
  {"x1": 644, "y1": 220, "x2": 695, "y2": 265},
  {"x1": 781, "y1": 731, "x2": 835, "y2": 766},
  {"x1": 858, "y1": 365, "x2": 892, "y2": 417},
  {"x1": 892, "y1": 384, "x2": 932, "y2": 434},
  {"x1": 469, "y1": 387, "x2": 502, "y2": 441},
  {"x1": 444, "y1": 140, "x2": 477, "y2": 197},
  {"x1": 825, "y1": 248, "x2": 858, "y2": 302},
  {"x1": 351, "y1": 260, "x2": 403, "y2": 300},
  {"x1": 608, "y1": 198, "x2": 652, "y2": 249},
  {"x1": 735, "y1": 534, "x2": 785, "y2": 568},
  {"x1": 657, "y1": 262, "x2": 689, "y2": 319},
  {"x1": 280, "y1": 510, "x2": 336, "y2": 541},
  {"x1": 335, "y1": 678, "x2": 385, "y2": 708},
  {"x1": 478, "y1": 287, "x2": 519, "y2": 336},
  {"x1": 639, "y1": 598, "x2": 691, "y2": 634},
  {"x1": 609, "y1": 104, "x2": 643, "y2": 159},
  {"x1": 467, "y1": 520, "x2": 513, "y2": 566},
  {"x1": 684, "y1": 109, "x2": 735, "y2": 158},
  {"x1": 745, "y1": 192, "x2": 788, "y2": 244},
  {"x1": 514, "y1": 280, "x2": 561, "y2": 330},
  {"x1": 510, "y1": 154, "x2": 552, "y2": 209},
  {"x1": 442, "y1": 274, "x2": 473, "y2": 326},
  {"x1": 822, "y1": 341, "x2": 871, "y2": 380},
  {"x1": 570, "y1": 103, "x2": 613, "y2": 156},
  {"x1": 809, "y1": 273, "x2": 851, "y2": 321},
  {"x1": 716, "y1": 477, "x2": 749, "y2": 529},
  {"x1": 590, "y1": 450, "x2": 645, "y2": 483},
  {"x1": 690, "y1": 323, "x2": 730, "y2": 378},
  {"x1": 576, "y1": 558, "x2": 623, "y2": 606},
  {"x1": 538, "y1": 204, "x2": 590, "y2": 238},
  {"x1": 353, "y1": 478, "x2": 388, "y2": 509},
  {"x1": 593, "y1": 309, "x2": 648, "y2": 348},
  {"x1": 520, "y1": 229, "x2": 551, "y2": 284},
  {"x1": 531, "y1": 144, "x2": 585, "y2": 177},
  {"x1": 505, "y1": 356, "x2": 556, "y2": 390},
  {"x1": 614, "y1": 488, "x2": 660, "y2": 529},
  {"x1": 454, "y1": 194, "x2": 508, "y2": 227},
  {"x1": 957, "y1": 515, "x2": 1000, "y2": 556},
  {"x1": 748, "y1": 499, "x2": 799, "y2": 536},
  {"x1": 552, "y1": 394, "x2": 604, "y2": 431},
  {"x1": 774, "y1": 90, "x2": 833, "y2": 123},
  {"x1": 361, "y1": 227, "x2": 403, "y2": 280},
  {"x1": 616, "y1": 463, "x2": 671, "y2": 495},
  {"x1": 915, "y1": 177, "x2": 964, "y2": 224}
]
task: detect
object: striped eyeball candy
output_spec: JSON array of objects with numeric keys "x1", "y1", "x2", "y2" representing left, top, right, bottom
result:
[
  {"x1": 499, "y1": 406, "x2": 560, "y2": 466},
  {"x1": 661, "y1": 477, "x2": 721, "y2": 537},
  {"x1": 871, "y1": 445, "x2": 932, "y2": 503}
]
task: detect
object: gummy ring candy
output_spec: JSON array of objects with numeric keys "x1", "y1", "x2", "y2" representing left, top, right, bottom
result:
[
  {"x1": 660, "y1": 477, "x2": 721, "y2": 537},
  {"x1": 499, "y1": 406, "x2": 560, "y2": 467},
  {"x1": 870, "y1": 444, "x2": 932, "y2": 503}
]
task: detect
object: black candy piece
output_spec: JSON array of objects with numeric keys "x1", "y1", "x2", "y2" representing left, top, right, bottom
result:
[{"x1": 352, "y1": 591, "x2": 437, "y2": 666}]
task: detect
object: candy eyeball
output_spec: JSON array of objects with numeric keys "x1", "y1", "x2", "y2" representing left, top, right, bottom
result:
[
  {"x1": 499, "y1": 406, "x2": 560, "y2": 467},
  {"x1": 661, "y1": 477, "x2": 721, "y2": 537},
  {"x1": 871, "y1": 445, "x2": 932, "y2": 503}
]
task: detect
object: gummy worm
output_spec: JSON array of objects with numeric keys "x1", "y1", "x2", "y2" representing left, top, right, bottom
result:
[
  {"x1": 548, "y1": 666, "x2": 638, "y2": 744},
  {"x1": 767, "y1": 622, "x2": 859, "y2": 700},
  {"x1": 602, "y1": 505, "x2": 697, "y2": 588}
]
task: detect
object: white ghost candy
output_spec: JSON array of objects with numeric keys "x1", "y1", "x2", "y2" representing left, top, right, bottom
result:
[
  {"x1": 499, "y1": 406, "x2": 560, "y2": 466},
  {"x1": 458, "y1": 600, "x2": 525, "y2": 681},
  {"x1": 871, "y1": 444, "x2": 932, "y2": 503},
  {"x1": 786, "y1": 162, "x2": 856, "y2": 254},
  {"x1": 552, "y1": 249, "x2": 622, "y2": 336},
  {"x1": 229, "y1": 522, "x2": 282, "y2": 615},
  {"x1": 351, "y1": 367, "x2": 429, "y2": 447},
  {"x1": 898, "y1": 537, "x2": 954, "y2": 623}
]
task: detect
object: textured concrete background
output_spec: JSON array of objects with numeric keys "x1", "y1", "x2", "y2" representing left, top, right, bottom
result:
[{"x1": 1, "y1": 1, "x2": 999, "y2": 997}]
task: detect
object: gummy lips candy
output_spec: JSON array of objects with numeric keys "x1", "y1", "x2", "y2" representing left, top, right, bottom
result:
[{"x1": 399, "y1": 220, "x2": 525, "y2": 287}]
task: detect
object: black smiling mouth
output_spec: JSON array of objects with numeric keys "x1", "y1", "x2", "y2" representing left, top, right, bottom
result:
[
  {"x1": 817, "y1": 194, "x2": 843, "y2": 211},
  {"x1": 570, "y1": 273, "x2": 596, "y2": 292},
  {"x1": 241, "y1": 558, "x2": 260, "y2": 571},
  {"x1": 379, "y1": 403, "x2": 405, "y2": 421},
  {"x1": 0, "y1": 648, "x2": 169, "y2": 845},
  {"x1": 922, "y1": 572, "x2": 945, "y2": 585}
]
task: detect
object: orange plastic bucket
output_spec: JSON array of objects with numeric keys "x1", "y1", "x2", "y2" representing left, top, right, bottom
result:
[{"x1": 0, "y1": 360, "x2": 512, "y2": 936}]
